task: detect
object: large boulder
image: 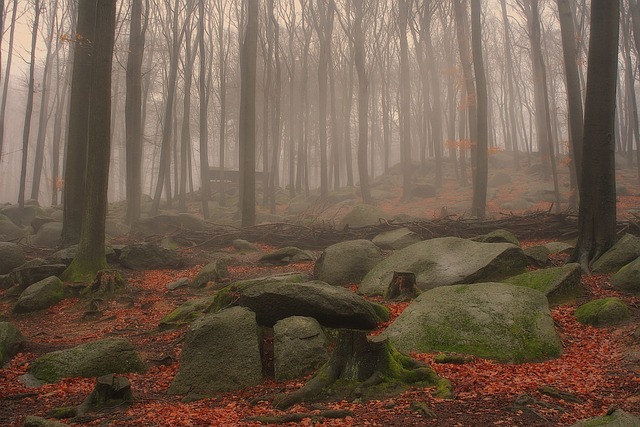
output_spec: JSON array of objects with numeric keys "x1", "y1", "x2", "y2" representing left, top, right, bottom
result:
[
  {"x1": 9, "y1": 260, "x2": 66, "y2": 290},
  {"x1": 259, "y1": 247, "x2": 314, "y2": 265},
  {"x1": 0, "y1": 215, "x2": 26, "y2": 241},
  {"x1": 13, "y1": 276, "x2": 65, "y2": 313},
  {"x1": 119, "y1": 244, "x2": 182, "y2": 270},
  {"x1": 574, "y1": 298, "x2": 631, "y2": 327},
  {"x1": 0, "y1": 242, "x2": 26, "y2": 274},
  {"x1": 504, "y1": 263, "x2": 583, "y2": 306},
  {"x1": 29, "y1": 222, "x2": 62, "y2": 248},
  {"x1": 611, "y1": 257, "x2": 640, "y2": 294},
  {"x1": 210, "y1": 280, "x2": 388, "y2": 330},
  {"x1": 158, "y1": 296, "x2": 215, "y2": 329},
  {"x1": 29, "y1": 338, "x2": 145, "y2": 383},
  {"x1": 372, "y1": 228, "x2": 421, "y2": 250},
  {"x1": 338, "y1": 204, "x2": 386, "y2": 229},
  {"x1": 168, "y1": 307, "x2": 262, "y2": 394},
  {"x1": 48, "y1": 245, "x2": 118, "y2": 266},
  {"x1": 383, "y1": 283, "x2": 562, "y2": 363},
  {"x1": 273, "y1": 316, "x2": 329, "y2": 381},
  {"x1": 313, "y1": 239, "x2": 383, "y2": 286},
  {"x1": 571, "y1": 409, "x2": 640, "y2": 427},
  {"x1": 591, "y1": 234, "x2": 640, "y2": 274},
  {"x1": 0, "y1": 322, "x2": 25, "y2": 364},
  {"x1": 359, "y1": 237, "x2": 528, "y2": 296},
  {"x1": 0, "y1": 204, "x2": 44, "y2": 227}
]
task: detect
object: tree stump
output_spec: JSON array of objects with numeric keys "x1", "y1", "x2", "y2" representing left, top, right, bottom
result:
[
  {"x1": 77, "y1": 374, "x2": 134, "y2": 415},
  {"x1": 385, "y1": 271, "x2": 420, "y2": 300},
  {"x1": 273, "y1": 329, "x2": 450, "y2": 409}
]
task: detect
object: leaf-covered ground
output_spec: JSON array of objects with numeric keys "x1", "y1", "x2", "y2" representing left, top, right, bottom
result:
[{"x1": 1, "y1": 246, "x2": 639, "y2": 427}]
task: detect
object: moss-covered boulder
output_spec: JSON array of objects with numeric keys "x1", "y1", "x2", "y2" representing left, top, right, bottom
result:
[
  {"x1": 189, "y1": 259, "x2": 228, "y2": 288},
  {"x1": 543, "y1": 241, "x2": 574, "y2": 255},
  {"x1": 0, "y1": 322, "x2": 25, "y2": 364},
  {"x1": 523, "y1": 245, "x2": 551, "y2": 267},
  {"x1": 259, "y1": 247, "x2": 314, "y2": 265},
  {"x1": 383, "y1": 283, "x2": 562, "y2": 363},
  {"x1": 159, "y1": 296, "x2": 215, "y2": 329},
  {"x1": 119, "y1": 244, "x2": 182, "y2": 270},
  {"x1": 314, "y1": 239, "x2": 383, "y2": 286},
  {"x1": 0, "y1": 242, "x2": 25, "y2": 274},
  {"x1": 10, "y1": 260, "x2": 66, "y2": 290},
  {"x1": 48, "y1": 245, "x2": 117, "y2": 266},
  {"x1": 504, "y1": 263, "x2": 583, "y2": 306},
  {"x1": 273, "y1": 316, "x2": 329, "y2": 381},
  {"x1": 591, "y1": 234, "x2": 640, "y2": 273},
  {"x1": 168, "y1": 307, "x2": 262, "y2": 395},
  {"x1": 574, "y1": 298, "x2": 631, "y2": 327},
  {"x1": 359, "y1": 237, "x2": 528, "y2": 295},
  {"x1": 471, "y1": 229, "x2": 519, "y2": 246},
  {"x1": 338, "y1": 204, "x2": 386, "y2": 229},
  {"x1": 372, "y1": 227, "x2": 421, "y2": 250},
  {"x1": 611, "y1": 257, "x2": 640, "y2": 294},
  {"x1": 13, "y1": 276, "x2": 64, "y2": 314},
  {"x1": 30, "y1": 338, "x2": 145, "y2": 383},
  {"x1": 570, "y1": 409, "x2": 640, "y2": 427},
  {"x1": 30, "y1": 222, "x2": 62, "y2": 248}
]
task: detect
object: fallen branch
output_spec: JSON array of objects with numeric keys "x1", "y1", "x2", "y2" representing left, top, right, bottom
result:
[{"x1": 244, "y1": 409, "x2": 352, "y2": 424}]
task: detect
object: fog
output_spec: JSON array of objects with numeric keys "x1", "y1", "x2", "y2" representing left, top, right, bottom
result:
[{"x1": 0, "y1": 0, "x2": 637, "y2": 220}]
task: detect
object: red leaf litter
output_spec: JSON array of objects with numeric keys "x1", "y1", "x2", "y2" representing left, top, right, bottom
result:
[{"x1": 1, "y1": 259, "x2": 639, "y2": 427}]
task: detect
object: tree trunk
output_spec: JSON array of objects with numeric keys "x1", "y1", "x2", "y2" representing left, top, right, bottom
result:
[
  {"x1": 18, "y1": 0, "x2": 41, "y2": 209},
  {"x1": 470, "y1": 0, "x2": 488, "y2": 218},
  {"x1": 179, "y1": 7, "x2": 195, "y2": 213},
  {"x1": 63, "y1": 0, "x2": 116, "y2": 281},
  {"x1": 570, "y1": 0, "x2": 619, "y2": 270},
  {"x1": 268, "y1": 0, "x2": 282, "y2": 215},
  {"x1": 0, "y1": 0, "x2": 17, "y2": 164},
  {"x1": 239, "y1": 0, "x2": 258, "y2": 227},
  {"x1": 399, "y1": 0, "x2": 412, "y2": 201},
  {"x1": 354, "y1": 0, "x2": 371, "y2": 204}
]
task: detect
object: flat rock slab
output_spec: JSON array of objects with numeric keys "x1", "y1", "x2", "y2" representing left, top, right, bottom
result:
[
  {"x1": 504, "y1": 263, "x2": 583, "y2": 306},
  {"x1": 237, "y1": 280, "x2": 388, "y2": 329},
  {"x1": 383, "y1": 282, "x2": 562, "y2": 363},
  {"x1": 359, "y1": 237, "x2": 528, "y2": 295},
  {"x1": 30, "y1": 338, "x2": 145, "y2": 383}
]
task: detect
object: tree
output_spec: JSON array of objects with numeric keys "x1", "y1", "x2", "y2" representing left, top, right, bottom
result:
[
  {"x1": 62, "y1": 0, "x2": 96, "y2": 246},
  {"x1": 125, "y1": 0, "x2": 147, "y2": 225},
  {"x1": 239, "y1": 0, "x2": 258, "y2": 227},
  {"x1": 398, "y1": 0, "x2": 412, "y2": 201},
  {"x1": 17, "y1": 0, "x2": 41, "y2": 209},
  {"x1": 0, "y1": 0, "x2": 17, "y2": 165},
  {"x1": 570, "y1": 0, "x2": 620, "y2": 269},
  {"x1": 470, "y1": 0, "x2": 488, "y2": 218},
  {"x1": 198, "y1": 0, "x2": 210, "y2": 218},
  {"x1": 353, "y1": 0, "x2": 371, "y2": 204},
  {"x1": 63, "y1": 0, "x2": 117, "y2": 281}
]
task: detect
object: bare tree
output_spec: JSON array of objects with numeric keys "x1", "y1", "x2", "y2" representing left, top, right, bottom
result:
[
  {"x1": 470, "y1": 0, "x2": 487, "y2": 218},
  {"x1": 398, "y1": 0, "x2": 412, "y2": 201},
  {"x1": 0, "y1": 0, "x2": 17, "y2": 164}
]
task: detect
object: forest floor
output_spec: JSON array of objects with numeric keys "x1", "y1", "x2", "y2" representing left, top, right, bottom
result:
[{"x1": 1, "y1": 155, "x2": 640, "y2": 426}]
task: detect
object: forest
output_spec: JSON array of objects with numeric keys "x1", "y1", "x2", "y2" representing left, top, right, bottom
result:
[{"x1": 0, "y1": 0, "x2": 640, "y2": 426}]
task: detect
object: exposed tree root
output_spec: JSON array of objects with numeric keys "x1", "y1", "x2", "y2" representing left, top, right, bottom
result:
[{"x1": 271, "y1": 329, "x2": 451, "y2": 410}]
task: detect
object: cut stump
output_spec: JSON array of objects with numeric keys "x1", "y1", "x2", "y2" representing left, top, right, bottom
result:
[
  {"x1": 385, "y1": 271, "x2": 420, "y2": 301},
  {"x1": 273, "y1": 329, "x2": 450, "y2": 409}
]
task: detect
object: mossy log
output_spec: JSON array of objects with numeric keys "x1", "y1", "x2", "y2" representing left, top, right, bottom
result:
[{"x1": 273, "y1": 329, "x2": 450, "y2": 409}]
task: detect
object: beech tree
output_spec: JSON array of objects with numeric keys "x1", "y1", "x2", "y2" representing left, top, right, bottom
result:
[{"x1": 571, "y1": 0, "x2": 620, "y2": 269}]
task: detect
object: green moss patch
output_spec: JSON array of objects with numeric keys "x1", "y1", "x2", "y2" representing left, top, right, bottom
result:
[{"x1": 574, "y1": 298, "x2": 631, "y2": 327}]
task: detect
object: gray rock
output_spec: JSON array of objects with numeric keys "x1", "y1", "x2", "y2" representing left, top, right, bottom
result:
[
  {"x1": 237, "y1": 281, "x2": 388, "y2": 329},
  {"x1": 523, "y1": 245, "x2": 551, "y2": 267},
  {"x1": 22, "y1": 416, "x2": 71, "y2": 427},
  {"x1": 339, "y1": 204, "x2": 386, "y2": 229},
  {"x1": 168, "y1": 307, "x2": 262, "y2": 394},
  {"x1": 232, "y1": 239, "x2": 258, "y2": 252},
  {"x1": 471, "y1": 229, "x2": 519, "y2": 246},
  {"x1": 119, "y1": 244, "x2": 182, "y2": 270},
  {"x1": 504, "y1": 263, "x2": 583, "y2": 306},
  {"x1": 0, "y1": 322, "x2": 25, "y2": 364},
  {"x1": 0, "y1": 216, "x2": 27, "y2": 241},
  {"x1": 591, "y1": 234, "x2": 640, "y2": 274},
  {"x1": 611, "y1": 256, "x2": 640, "y2": 294},
  {"x1": 0, "y1": 242, "x2": 26, "y2": 274},
  {"x1": 48, "y1": 245, "x2": 118, "y2": 266},
  {"x1": 274, "y1": 316, "x2": 328, "y2": 381},
  {"x1": 30, "y1": 338, "x2": 145, "y2": 383},
  {"x1": 383, "y1": 283, "x2": 562, "y2": 363},
  {"x1": 314, "y1": 239, "x2": 383, "y2": 286},
  {"x1": 372, "y1": 228, "x2": 421, "y2": 250},
  {"x1": 166, "y1": 277, "x2": 190, "y2": 290},
  {"x1": 228, "y1": 272, "x2": 309, "y2": 288},
  {"x1": 189, "y1": 259, "x2": 228, "y2": 288},
  {"x1": 159, "y1": 296, "x2": 215, "y2": 329},
  {"x1": 571, "y1": 409, "x2": 640, "y2": 427},
  {"x1": 359, "y1": 237, "x2": 528, "y2": 295},
  {"x1": 0, "y1": 273, "x2": 15, "y2": 289},
  {"x1": 10, "y1": 261, "x2": 67, "y2": 290},
  {"x1": 259, "y1": 247, "x2": 314, "y2": 265},
  {"x1": 30, "y1": 222, "x2": 63, "y2": 248},
  {"x1": 14, "y1": 276, "x2": 65, "y2": 313},
  {"x1": 543, "y1": 241, "x2": 574, "y2": 255},
  {"x1": 0, "y1": 204, "x2": 44, "y2": 227}
]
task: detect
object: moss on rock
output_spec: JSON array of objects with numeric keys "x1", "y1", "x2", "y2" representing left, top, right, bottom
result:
[{"x1": 574, "y1": 298, "x2": 631, "y2": 327}]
